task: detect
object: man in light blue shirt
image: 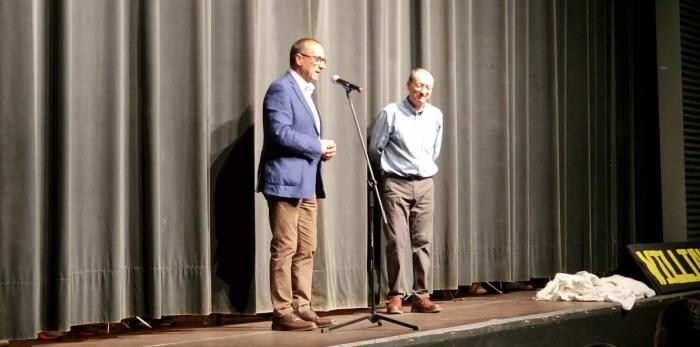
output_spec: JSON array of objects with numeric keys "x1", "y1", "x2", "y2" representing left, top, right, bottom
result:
[{"x1": 368, "y1": 68, "x2": 443, "y2": 314}]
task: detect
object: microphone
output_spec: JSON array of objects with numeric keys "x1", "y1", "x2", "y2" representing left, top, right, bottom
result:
[{"x1": 332, "y1": 75, "x2": 365, "y2": 94}]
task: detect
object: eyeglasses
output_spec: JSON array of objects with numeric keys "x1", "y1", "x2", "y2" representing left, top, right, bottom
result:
[
  {"x1": 412, "y1": 82, "x2": 433, "y2": 91},
  {"x1": 299, "y1": 53, "x2": 327, "y2": 65}
]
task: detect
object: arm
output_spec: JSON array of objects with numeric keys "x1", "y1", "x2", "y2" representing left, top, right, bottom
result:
[
  {"x1": 264, "y1": 83, "x2": 322, "y2": 161},
  {"x1": 368, "y1": 109, "x2": 391, "y2": 166},
  {"x1": 432, "y1": 111, "x2": 443, "y2": 162}
]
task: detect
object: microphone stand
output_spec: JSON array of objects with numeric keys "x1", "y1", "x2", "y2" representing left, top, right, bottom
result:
[{"x1": 322, "y1": 86, "x2": 419, "y2": 332}]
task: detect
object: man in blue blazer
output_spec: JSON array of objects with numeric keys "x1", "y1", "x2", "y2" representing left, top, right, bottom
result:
[{"x1": 257, "y1": 38, "x2": 337, "y2": 331}]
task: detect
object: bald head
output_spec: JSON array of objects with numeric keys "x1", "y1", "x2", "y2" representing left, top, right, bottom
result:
[
  {"x1": 406, "y1": 67, "x2": 435, "y2": 111},
  {"x1": 407, "y1": 68, "x2": 434, "y2": 84},
  {"x1": 288, "y1": 38, "x2": 326, "y2": 82},
  {"x1": 289, "y1": 38, "x2": 323, "y2": 67}
]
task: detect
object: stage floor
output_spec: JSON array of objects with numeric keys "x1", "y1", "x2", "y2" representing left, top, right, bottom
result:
[{"x1": 9, "y1": 290, "x2": 684, "y2": 346}]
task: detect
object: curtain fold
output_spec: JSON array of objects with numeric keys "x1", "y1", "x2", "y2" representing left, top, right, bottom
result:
[{"x1": 1, "y1": 0, "x2": 627, "y2": 340}]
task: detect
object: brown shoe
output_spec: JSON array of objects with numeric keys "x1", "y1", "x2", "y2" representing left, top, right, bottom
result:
[
  {"x1": 271, "y1": 312, "x2": 317, "y2": 331},
  {"x1": 468, "y1": 283, "x2": 487, "y2": 295},
  {"x1": 386, "y1": 296, "x2": 403, "y2": 314},
  {"x1": 411, "y1": 297, "x2": 441, "y2": 313},
  {"x1": 296, "y1": 309, "x2": 335, "y2": 328}
]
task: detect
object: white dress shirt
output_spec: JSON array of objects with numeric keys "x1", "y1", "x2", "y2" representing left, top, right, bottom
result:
[{"x1": 289, "y1": 69, "x2": 321, "y2": 135}]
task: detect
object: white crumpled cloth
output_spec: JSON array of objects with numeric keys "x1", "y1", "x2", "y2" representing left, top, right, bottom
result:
[{"x1": 535, "y1": 271, "x2": 656, "y2": 310}]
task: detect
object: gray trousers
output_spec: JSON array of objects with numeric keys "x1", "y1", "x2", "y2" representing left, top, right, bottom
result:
[{"x1": 381, "y1": 175, "x2": 434, "y2": 299}]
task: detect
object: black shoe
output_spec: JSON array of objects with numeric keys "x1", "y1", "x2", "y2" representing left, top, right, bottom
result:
[{"x1": 503, "y1": 281, "x2": 534, "y2": 292}]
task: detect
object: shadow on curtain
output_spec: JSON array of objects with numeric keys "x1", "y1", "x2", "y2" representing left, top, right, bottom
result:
[{"x1": 211, "y1": 122, "x2": 255, "y2": 313}]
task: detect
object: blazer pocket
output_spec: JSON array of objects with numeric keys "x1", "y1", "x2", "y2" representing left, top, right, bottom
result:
[{"x1": 265, "y1": 158, "x2": 303, "y2": 187}]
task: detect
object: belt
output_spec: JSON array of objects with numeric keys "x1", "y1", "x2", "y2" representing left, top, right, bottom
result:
[{"x1": 383, "y1": 172, "x2": 430, "y2": 181}]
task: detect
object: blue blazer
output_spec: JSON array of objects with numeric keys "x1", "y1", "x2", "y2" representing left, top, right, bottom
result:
[{"x1": 257, "y1": 71, "x2": 326, "y2": 199}]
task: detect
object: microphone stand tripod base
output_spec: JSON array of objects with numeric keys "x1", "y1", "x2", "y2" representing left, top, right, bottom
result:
[{"x1": 321, "y1": 311, "x2": 420, "y2": 333}]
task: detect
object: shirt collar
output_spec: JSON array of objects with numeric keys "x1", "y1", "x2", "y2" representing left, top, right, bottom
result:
[
  {"x1": 403, "y1": 97, "x2": 424, "y2": 115},
  {"x1": 290, "y1": 69, "x2": 315, "y2": 95}
]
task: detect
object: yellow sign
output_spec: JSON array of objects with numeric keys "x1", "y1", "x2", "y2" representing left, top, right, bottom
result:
[{"x1": 628, "y1": 243, "x2": 700, "y2": 293}]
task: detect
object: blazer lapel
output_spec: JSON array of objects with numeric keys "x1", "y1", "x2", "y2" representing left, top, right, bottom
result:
[{"x1": 286, "y1": 72, "x2": 321, "y2": 135}]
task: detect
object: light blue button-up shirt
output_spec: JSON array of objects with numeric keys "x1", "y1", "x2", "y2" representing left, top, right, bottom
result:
[{"x1": 368, "y1": 98, "x2": 443, "y2": 178}]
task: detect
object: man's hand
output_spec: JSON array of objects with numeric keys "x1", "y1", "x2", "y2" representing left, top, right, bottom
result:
[{"x1": 321, "y1": 139, "x2": 336, "y2": 160}]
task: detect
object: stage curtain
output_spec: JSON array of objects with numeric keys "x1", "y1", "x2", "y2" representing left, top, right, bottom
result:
[{"x1": 0, "y1": 0, "x2": 625, "y2": 340}]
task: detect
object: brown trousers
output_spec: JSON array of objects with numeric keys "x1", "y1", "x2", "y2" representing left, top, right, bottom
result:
[
  {"x1": 381, "y1": 176, "x2": 434, "y2": 299},
  {"x1": 266, "y1": 196, "x2": 317, "y2": 318}
]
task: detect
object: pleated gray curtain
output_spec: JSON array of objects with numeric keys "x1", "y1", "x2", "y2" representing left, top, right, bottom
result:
[{"x1": 0, "y1": 0, "x2": 621, "y2": 340}]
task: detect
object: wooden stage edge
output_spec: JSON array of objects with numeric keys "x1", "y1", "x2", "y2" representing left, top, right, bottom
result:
[{"x1": 10, "y1": 289, "x2": 700, "y2": 346}]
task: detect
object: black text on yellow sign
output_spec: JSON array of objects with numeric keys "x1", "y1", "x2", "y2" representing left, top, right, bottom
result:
[{"x1": 633, "y1": 248, "x2": 700, "y2": 286}]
